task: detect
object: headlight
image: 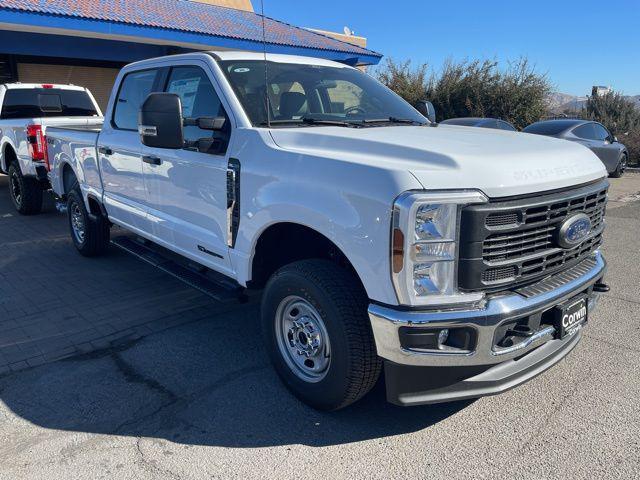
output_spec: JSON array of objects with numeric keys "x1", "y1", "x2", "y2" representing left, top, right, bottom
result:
[{"x1": 391, "y1": 191, "x2": 488, "y2": 307}]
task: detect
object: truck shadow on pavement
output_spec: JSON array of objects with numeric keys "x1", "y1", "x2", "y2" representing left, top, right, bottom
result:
[
  {"x1": 0, "y1": 301, "x2": 471, "y2": 448},
  {"x1": 0, "y1": 173, "x2": 470, "y2": 447}
]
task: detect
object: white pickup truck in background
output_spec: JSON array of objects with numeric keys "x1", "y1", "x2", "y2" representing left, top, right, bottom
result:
[
  {"x1": 47, "y1": 51, "x2": 609, "y2": 410},
  {"x1": 0, "y1": 83, "x2": 102, "y2": 214}
]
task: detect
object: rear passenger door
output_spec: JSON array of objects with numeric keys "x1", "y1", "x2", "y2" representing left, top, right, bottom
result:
[
  {"x1": 142, "y1": 63, "x2": 234, "y2": 275},
  {"x1": 99, "y1": 68, "x2": 159, "y2": 232}
]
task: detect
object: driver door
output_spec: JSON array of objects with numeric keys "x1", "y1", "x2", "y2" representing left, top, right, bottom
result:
[{"x1": 142, "y1": 64, "x2": 233, "y2": 275}]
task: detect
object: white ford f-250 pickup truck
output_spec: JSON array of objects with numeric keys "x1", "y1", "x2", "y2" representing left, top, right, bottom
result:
[
  {"x1": 0, "y1": 83, "x2": 102, "y2": 214},
  {"x1": 47, "y1": 51, "x2": 609, "y2": 410}
]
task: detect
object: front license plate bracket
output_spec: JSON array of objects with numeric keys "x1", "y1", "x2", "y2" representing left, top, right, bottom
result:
[{"x1": 554, "y1": 296, "x2": 588, "y2": 339}]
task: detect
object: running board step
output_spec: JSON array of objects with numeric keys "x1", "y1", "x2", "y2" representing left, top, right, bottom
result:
[{"x1": 111, "y1": 235, "x2": 246, "y2": 303}]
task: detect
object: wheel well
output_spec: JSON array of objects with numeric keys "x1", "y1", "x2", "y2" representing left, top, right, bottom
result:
[
  {"x1": 62, "y1": 163, "x2": 77, "y2": 194},
  {"x1": 3, "y1": 145, "x2": 17, "y2": 172},
  {"x1": 86, "y1": 196, "x2": 103, "y2": 217},
  {"x1": 250, "y1": 223, "x2": 364, "y2": 292}
]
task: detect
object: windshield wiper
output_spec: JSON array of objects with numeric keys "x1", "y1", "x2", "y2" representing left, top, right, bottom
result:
[
  {"x1": 258, "y1": 118, "x2": 361, "y2": 128},
  {"x1": 301, "y1": 117, "x2": 362, "y2": 128},
  {"x1": 361, "y1": 117, "x2": 427, "y2": 126}
]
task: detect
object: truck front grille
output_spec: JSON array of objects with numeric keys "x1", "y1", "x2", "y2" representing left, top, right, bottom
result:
[{"x1": 458, "y1": 179, "x2": 608, "y2": 292}]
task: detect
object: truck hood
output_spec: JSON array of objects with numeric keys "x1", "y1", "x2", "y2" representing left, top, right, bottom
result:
[{"x1": 269, "y1": 124, "x2": 607, "y2": 198}]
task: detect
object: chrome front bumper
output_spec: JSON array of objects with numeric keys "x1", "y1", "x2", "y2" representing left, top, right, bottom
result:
[{"x1": 369, "y1": 251, "x2": 606, "y2": 368}]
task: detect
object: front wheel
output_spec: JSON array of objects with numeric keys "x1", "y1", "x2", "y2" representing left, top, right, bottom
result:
[
  {"x1": 261, "y1": 259, "x2": 381, "y2": 410},
  {"x1": 7, "y1": 163, "x2": 42, "y2": 215},
  {"x1": 610, "y1": 153, "x2": 627, "y2": 178},
  {"x1": 67, "y1": 189, "x2": 110, "y2": 257}
]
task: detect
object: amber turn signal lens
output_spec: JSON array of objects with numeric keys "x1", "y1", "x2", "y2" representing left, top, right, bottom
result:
[{"x1": 392, "y1": 228, "x2": 404, "y2": 274}]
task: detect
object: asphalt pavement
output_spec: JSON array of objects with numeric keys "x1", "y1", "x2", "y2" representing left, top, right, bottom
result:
[{"x1": 0, "y1": 174, "x2": 639, "y2": 480}]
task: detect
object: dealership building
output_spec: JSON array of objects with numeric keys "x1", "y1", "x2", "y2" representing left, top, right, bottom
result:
[{"x1": 0, "y1": 0, "x2": 381, "y2": 110}]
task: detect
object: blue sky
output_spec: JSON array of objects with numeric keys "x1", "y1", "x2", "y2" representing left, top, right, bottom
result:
[{"x1": 263, "y1": 0, "x2": 640, "y2": 96}]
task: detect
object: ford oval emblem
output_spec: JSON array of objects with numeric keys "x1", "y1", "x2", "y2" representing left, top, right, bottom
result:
[{"x1": 557, "y1": 213, "x2": 592, "y2": 249}]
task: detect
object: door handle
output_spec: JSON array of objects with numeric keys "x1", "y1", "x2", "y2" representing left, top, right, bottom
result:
[
  {"x1": 98, "y1": 146, "x2": 113, "y2": 156},
  {"x1": 142, "y1": 155, "x2": 162, "y2": 166}
]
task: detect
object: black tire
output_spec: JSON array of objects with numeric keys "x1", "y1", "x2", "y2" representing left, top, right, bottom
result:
[
  {"x1": 609, "y1": 153, "x2": 627, "y2": 178},
  {"x1": 67, "y1": 189, "x2": 110, "y2": 257},
  {"x1": 7, "y1": 163, "x2": 43, "y2": 215},
  {"x1": 261, "y1": 259, "x2": 382, "y2": 411}
]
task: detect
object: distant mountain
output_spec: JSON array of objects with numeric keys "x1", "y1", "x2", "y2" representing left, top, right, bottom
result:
[
  {"x1": 547, "y1": 92, "x2": 640, "y2": 113},
  {"x1": 547, "y1": 93, "x2": 587, "y2": 113}
]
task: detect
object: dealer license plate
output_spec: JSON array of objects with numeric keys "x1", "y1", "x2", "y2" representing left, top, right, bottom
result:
[{"x1": 554, "y1": 297, "x2": 588, "y2": 339}]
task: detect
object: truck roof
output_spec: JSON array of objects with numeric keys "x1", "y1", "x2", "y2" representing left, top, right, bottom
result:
[
  {"x1": 125, "y1": 50, "x2": 354, "y2": 71},
  {"x1": 2, "y1": 83, "x2": 88, "y2": 91},
  {"x1": 212, "y1": 51, "x2": 353, "y2": 68}
]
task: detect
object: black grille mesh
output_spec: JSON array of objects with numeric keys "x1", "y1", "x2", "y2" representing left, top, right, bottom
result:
[
  {"x1": 485, "y1": 212, "x2": 519, "y2": 228},
  {"x1": 482, "y1": 265, "x2": 517, "y2": 283},
  {"x1": 482, "y1": 188, "x2": 607, "y2": 264},
  {"x1": 458, "y1": 179, "x2": 608, "y2": 291}
]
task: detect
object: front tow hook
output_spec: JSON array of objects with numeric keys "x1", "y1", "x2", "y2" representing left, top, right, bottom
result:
[{"x1": 593, "y1": 282, "x2": 610, "y2": 293}]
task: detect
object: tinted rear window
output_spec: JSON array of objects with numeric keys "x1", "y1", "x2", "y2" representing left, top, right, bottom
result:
[
  {"x1": 523, "y1": 121, "x2": 577, "y2": 135},
  {"x1": 0, "y1": 88, "x2": 98, "y2": 119}
]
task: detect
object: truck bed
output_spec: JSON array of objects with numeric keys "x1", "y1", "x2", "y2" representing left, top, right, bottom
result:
[{"x1": 46, "y1": 125, "x2": 102, "y2": 198}]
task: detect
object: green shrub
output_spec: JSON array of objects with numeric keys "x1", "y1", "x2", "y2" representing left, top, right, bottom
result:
[
  {"x1": 582, "y1": 92, "x2": 640, "y2": 167},
  {"x1": 620, "y1": 130, "x2": 640, "y2": 166},
  {"x1": 376, "y1": 58, "x2": 552, "y2": 130},
  {"x1": 583, "y1": 92, "x2": 640, "y2": 135},
  {"x1": 375, "y1": 59, "x2": 429, "y2": 107}
]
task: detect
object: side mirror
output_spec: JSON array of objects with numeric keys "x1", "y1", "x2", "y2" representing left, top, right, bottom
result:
[
  {"x1": 139, "y1": 93, "x2": 184, "y2": 149},
  {"x1": 414, "y1": 100, "x2": 437, "y2": 123},
  {"x1": 613, "y1": 135, "x2": 618, "y2": 143},
  {"x1": 184, "y1": 116, "x2": 227, "y2": 131}
]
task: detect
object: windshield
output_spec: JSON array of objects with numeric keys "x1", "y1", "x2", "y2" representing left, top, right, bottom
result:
[{"x1": 218, "y1": 60, "x2": 427, "y2": 127}]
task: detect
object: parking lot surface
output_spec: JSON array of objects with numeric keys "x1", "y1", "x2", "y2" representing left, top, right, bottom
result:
[{"x1": 0, "y1": 173, "x2": 639, "y2": 479}]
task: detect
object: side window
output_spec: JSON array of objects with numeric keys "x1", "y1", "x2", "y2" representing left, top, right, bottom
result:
[
  {"x1": 113, "y1": 69, "x2": 158, "y2": 130},
  {"x1": 573, "y1": 123, "x2": 595, "y2": 140},
  {"x1": 593, "y1": 123, "x2": 610, "y2": 141},
  {"x1": 166, "y1": 66, "x2": 230, "y2": 154},
  {"x1": 498, "y1": 121, "x2": 516, "y2": 131}
]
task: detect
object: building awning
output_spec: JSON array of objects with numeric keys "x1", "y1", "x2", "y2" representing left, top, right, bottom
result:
[{"x1": 0, "y1": 0, "x2": 383, "y2": 65}]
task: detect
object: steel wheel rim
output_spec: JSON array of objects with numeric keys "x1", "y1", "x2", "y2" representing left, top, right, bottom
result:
[
  {"x1": 275, "y1": 295, "x2": 331, "y2": 382},
  {"x1": 621, "y1": 156, "x2": 627, "y2": 173},
  {"x1": 9, "y1": 171, "x2": 21, "y2": 205},
  {"x1": 70, "y1": 201, "x2": 86, "y2": 244}
]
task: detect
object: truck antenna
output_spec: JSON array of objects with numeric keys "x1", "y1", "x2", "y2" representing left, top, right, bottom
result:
[{"x1": 260, "y1": 0, "x2": 271, "y2": 127}]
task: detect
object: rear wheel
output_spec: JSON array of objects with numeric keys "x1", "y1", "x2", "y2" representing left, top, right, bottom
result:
[
  {"x1": 610, "y1": 153, "x2": 627, "y2": 178},
  {"x1": 261, "y1": 259, "x2": 381, "y2": 410},
  {"x1": 67, "y1": 189, "x2": 110, "y2": 257},
  {"x1": 7, "y1": 163, "x2": 42, "y2": 215}
]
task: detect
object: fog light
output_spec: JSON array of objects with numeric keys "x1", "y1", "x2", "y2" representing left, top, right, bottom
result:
[{"x1": 438, "y1": 328, "x2": 450, "y2": 349}]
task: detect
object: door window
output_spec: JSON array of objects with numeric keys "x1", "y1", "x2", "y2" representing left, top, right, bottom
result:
[
  {"x1": 165, "y1": 66, "x2": 230, "y2": 154},
  {"x1": 113, "y1": 69, "x2": 158, "y2": 130},
  {"x1": 573, "y1": 123, "x2": 596, "y2": 140},
  {"x1": 593, "y1": 123, "x2": 610, "y2": 141}
]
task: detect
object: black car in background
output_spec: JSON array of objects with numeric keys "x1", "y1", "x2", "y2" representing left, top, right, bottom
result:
[
  {"x1": 440, "y1": 117, "x2": 517, "y2": 131},
  {"x1": 523, "y1": 119, "x2": 628, "y2": 177}
]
